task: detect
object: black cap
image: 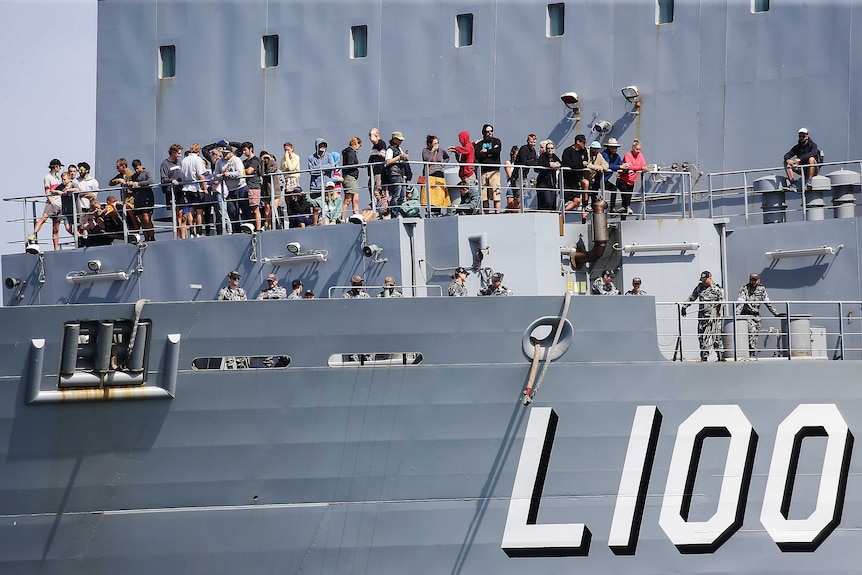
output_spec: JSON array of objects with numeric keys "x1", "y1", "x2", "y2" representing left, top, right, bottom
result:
[
  {"x1": 292, "y1": 279, "x2": 303, "y2": 289},
  {"x1": 602, "y1": 269, "x2": 614, "y2": 278},
  {"x1": 455, "y1": 266, "x2": 470, "y2": 276},
  {"x1": 49, "y1": 158, "x2": 63, "y2": 168}
]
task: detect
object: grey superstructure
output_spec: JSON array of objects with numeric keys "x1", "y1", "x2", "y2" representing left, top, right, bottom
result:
[{"x1": 3, "y1": 1, "x2": 862, "y2": 573}]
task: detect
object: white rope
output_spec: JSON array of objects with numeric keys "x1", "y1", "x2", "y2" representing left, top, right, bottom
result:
[
  {"x1": 524, "y1": 290, "x2": 572, "y2": 405},
  {"x1": 125, "y1": 298, "x2": 148, "y2": 368}
]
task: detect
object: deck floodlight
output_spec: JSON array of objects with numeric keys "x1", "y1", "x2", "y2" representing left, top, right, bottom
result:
[
  {"x1": 592, "y1": 120, "x2": 612, "y2": 135},
  {"x1": 240, "y1": 222, "x2": 256, "y2": 235},
  {"x1": 25, "y1": 241, "x2": 42, "y2": 256},
  {"x1": 66, "y1": 271, "x2": 131, "y2": 284},
  {"x1": 348, "y1": 214, "x2": 365, "y2": 226},
  {"x1": 87, "y1": 260, "x2": 102, "y2": 273},
  {"x1": 764, "y1": 245, "x2": 842, "y2": 260},
  {"x1": 619, "y1": 242, "x2": 699, "y2": 254},
  {"x1": 621, "y1": 85, "x2": 641, "y2": 103},
  {"x1": 286, "y1": 242, "x2": 301, "y2": 254},
  {"x1": 560, "y1": 92, "x2": 579, "y2": 109}
]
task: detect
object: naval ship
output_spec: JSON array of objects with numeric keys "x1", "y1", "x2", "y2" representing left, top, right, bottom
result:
[{"x1": 2, "y1": 1, "x2": 862, "y2": 573}]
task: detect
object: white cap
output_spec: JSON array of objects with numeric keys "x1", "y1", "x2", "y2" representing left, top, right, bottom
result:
[{"x1": 798, "y1": 127, "x2": 809, "y2": 134}]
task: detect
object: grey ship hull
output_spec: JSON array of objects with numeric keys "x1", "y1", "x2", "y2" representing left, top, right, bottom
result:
[
  {"x1": 1, "y1": 296, "x2": 860, "y2": 574},
  {"x1": 5, "y1": 0, "x2": 862, "y2": 573}
]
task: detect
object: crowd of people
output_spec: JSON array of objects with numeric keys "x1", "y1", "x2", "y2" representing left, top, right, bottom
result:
[
  {"x1": 30, "y1": 125, "x2": 658, "y2": 250},
  {"x1": 30, "y1": 125, "x2": 821, "y2": 252}
]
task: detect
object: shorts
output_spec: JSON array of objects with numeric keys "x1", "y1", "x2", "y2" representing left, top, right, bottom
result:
[
  {"x1": 342, "y1": 175, "x2": 359, "y2": 195},
  {"x1": 185, "y1": 189, "x2": 204, "y2": 206},
  {"x1": 248, "y1": 188, "x2": 261, "y2": 207},
  {"x1": 43, "y1": 202, "x2": 62, "y2": 220},
  {"x1": 163, "y1": 184, "x2": 185, "y2": 206},
  {"x1": 135, "y1": 187, "x2": 155, "y2": 213},
  {"x1": 480, "y1": 169, "x2": 501, "y2": 201}
]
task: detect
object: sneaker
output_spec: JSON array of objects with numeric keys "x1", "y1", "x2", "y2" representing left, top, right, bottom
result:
[{"x1": 27, "y1": 234, "x2": 36, "y2": 242}]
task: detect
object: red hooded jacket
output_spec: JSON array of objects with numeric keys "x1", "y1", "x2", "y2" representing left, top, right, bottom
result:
[{"x1": 452, "y1": 131, "x2": 475, "y2": 179}]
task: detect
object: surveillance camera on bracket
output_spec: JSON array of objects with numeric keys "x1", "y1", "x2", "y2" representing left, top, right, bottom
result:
[{"x1": 592, "y1": 120, "x2": 612, "y2": 135}]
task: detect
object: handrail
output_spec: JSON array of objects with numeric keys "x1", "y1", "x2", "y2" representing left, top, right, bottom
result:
[
  {"x1": 657, "y1": 300, "x2": 862, "y2": 362},
  {"x1": 327, "y1": 283, "x2": 443, "y2": 299}
]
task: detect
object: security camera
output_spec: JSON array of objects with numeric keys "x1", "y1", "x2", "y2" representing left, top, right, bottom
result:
[
  {"x1": 240, "y1": 222, "x2": 256, "y2": 235},
  {"x1": 87, "y1": 260, "x2": 102, "y2": 273},
  {"x1": 363, "y1": 244, "x2": 382, "y2": 258},
  {"x1": 286, "y1": 242, "x2": 301, "y2": 255},
  {"x1": 592, "y1": 120, "x2": 612, "y2": 134},
  {"x1": 348, "y1": 214, "x2": 366, "y2": 225},
  {"x1": 5, "y1": 277, "x2": 22, "y2": 289}
]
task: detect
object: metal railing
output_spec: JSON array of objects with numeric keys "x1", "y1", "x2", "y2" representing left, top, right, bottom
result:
[
  {"x1": 327, "y1": 283, "x2": 443, "y2": 299},
  {"x1": 657, "y1": 300, "x2": 862, "y2": 361},
  {"x1": 9, "y1": 159, "x2": 701, "y2": 251},
  {"x1": 705, "y1": 159, "x2": 862, "y2": 226}
]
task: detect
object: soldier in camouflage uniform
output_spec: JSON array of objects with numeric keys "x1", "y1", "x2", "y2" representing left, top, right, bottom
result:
[
  {"x1": 217, "y1": 270, "x2": 247, "y2": 301},
  {"x1": 257, "y1": 273, "x2": 287, "y2": 299},
  {"x1": 625, "y1": 277, "x2": 647, "y2": 295},
  {"x1": 478, "y1": 272, "x2": 513, "y2": 296},
  {"x1": 343, "y1": 275, "x2": 371, "y2": 298},
  {"x1": 736, "y1": 272, "x2": 782, "y2": 356},
  {"x1": 448, "y1": 266, "x2": 470, "y2": 297},
  {"x1": 592, "y1": 269, "x2": 620, "y2": 295},
  {"x1": 682, "y1": 270, "x2": 725, "y2": 361},
  {"x1": 378, "y1": 276, "x2": 404, "y2": 298}
]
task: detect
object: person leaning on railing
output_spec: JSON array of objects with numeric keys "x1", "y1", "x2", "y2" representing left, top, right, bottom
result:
[
  {"x1": 128, "y1": 159, "x2": 156, "y2": 241},
  {"x1": 736, "y1": 273, "x2": 784, "y2": 357},
  {"x1": 535, "y1": 141, "x2": 561, "y2": 212},
  {"x1": 614, "y1": 139, "x2": 649, "y2": 217}
]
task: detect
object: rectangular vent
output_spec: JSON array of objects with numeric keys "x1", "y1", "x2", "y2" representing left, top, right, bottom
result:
[{"x1": 328, "y1": 353, "x2": 423, "y2": 367}]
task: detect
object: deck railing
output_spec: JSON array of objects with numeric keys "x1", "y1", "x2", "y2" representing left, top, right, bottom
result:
[{"x1": 657, "y1": 300, "x2": 862, "y2": 362}]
